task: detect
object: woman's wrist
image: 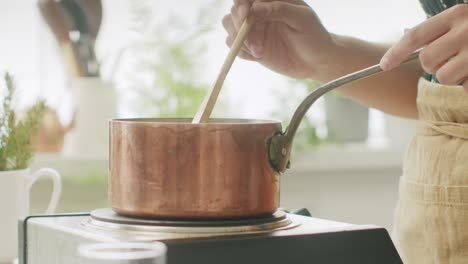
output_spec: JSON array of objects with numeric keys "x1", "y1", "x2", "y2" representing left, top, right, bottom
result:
[
  {"x1": 306, "y1": 34, "x2": 389, "y2": 82},
  {"x1": 301, "y1": 33, "x2": 345, "y2": 81}
]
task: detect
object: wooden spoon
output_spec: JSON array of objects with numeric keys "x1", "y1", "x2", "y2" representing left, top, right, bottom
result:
[
  {"x1": 77, "y1": 0, "x2": 103, "y2": 44},
  {"x1": 192, "y1": 14, "x2": 256, "y2": 123},
  {"x1": 59, "y1": 0, "x2": 100, "y2": 76},
  {"x1": 38, "y1": 0, "x2": 83, "y2": 76}
]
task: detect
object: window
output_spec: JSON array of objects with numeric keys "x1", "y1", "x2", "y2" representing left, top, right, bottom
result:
[{"x1": 1, "y1": 0, "x2": 426, "y2": 147}]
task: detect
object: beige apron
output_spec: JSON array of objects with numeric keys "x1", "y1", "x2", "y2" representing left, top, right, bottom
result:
[{"x1": 393, "y1": 78, "x2": 468, "y2": 263}]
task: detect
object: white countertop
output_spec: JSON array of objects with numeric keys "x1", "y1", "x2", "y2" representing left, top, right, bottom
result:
[{"x1": 31, "y1": 143, "x2": 405, "y2": 178}]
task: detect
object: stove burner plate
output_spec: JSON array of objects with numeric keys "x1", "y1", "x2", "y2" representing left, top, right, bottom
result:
[
  {"x1": 91, "y1": 208, "x2": 287, "y2": 227},
  {"x1": 82, "y1": 208, "x2": 298, "y2": 235}
]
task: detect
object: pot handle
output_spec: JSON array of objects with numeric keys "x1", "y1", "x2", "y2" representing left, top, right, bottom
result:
[{"x1": 268, "y1": 50, "x2": 421, "y2": 172}]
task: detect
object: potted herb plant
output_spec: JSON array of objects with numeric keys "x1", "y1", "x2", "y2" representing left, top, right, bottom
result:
[{"x1": 0, "y1": 73, "x2": 62, "y2": 262}]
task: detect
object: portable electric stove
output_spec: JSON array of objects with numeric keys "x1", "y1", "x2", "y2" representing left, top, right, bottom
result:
[{"x1": 19, "y1": 208, "x2": 402, "y2": 264}]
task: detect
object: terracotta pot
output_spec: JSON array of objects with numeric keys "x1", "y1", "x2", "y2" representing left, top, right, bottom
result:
[
  {"x1": 109, "y1": 118, "x2": 282, "y2": 219},
  {"x1": 32, "y1": 108, "x2": 74, "y2": 153}
]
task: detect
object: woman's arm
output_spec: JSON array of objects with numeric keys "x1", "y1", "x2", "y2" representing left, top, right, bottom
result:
[
  {"x1": 321, "y1": 35, "x2": 423, "y2": 119},
  {"x1": 225, "y1": 0, "x2": 424, "y2": 119}
]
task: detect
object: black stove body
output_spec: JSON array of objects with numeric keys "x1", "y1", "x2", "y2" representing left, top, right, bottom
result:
[{"x1": 19, "y1": 209, "x2": 402, "y2": 264}]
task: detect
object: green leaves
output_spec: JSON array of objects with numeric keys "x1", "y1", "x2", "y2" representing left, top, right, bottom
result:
[
  {"x1": 127, "y1": 0, "x2": 225, "y2": 118},
  {"x1": 270, "y1": 79, "x2": 322, "y2": 151},
  {"x1": 0, "y1": 73, "x2": 46, "y2": 171}
]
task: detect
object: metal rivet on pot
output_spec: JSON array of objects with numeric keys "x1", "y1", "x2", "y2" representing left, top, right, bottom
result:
[{"x1": 281, "y1": 148, "x2": 287, "y2": 156}]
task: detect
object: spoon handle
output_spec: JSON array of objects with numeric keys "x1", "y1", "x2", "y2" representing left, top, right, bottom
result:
[{"x1": 192, "y1": 14, "x2": 256, "y2": 124}]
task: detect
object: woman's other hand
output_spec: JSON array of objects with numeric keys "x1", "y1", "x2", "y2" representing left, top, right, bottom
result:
[
  {"x1": 381, "y1": 4, "x2": 468, "y2": 92},
  {"x1": 223, "y1": 0, "x2": 336, "y2": 79}
]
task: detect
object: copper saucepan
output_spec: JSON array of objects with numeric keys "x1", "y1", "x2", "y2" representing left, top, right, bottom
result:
[{"x1": 109, "y1": 51, "x2": 420, "y2": 219}]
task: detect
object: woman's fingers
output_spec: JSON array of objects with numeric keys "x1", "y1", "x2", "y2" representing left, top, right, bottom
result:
[
  {"x1": 223, "y1": 13, "x2": 251, "y2": 52},
  {"x1": 380, "y1": 10, "x2": 451, "y2": 70},
  {"x1": 463, "y1": 79, "x2": 468, "y2": 93},
  {"x1": 231, "y1": 1, "x2": 268, "y2": 58},
  {"x1": 234, "y1": 0, "x2": 303, "y2": 21},
  {"x1": 230, "y1": 3, "x2": 257, "y2": 53},
  {"x1": 381, "y1": 5, "x2": 468, "y2": 71},
  {"x1": 234, "y1": 0, "x2": 252, "y2": 18},
  {"x1": 435, "y1": 52, "x2": 468, "y2": 85},
  {"x1": 222, "y1": 14, "x2": 237, "y2": 38},
  {"x1": 226, "y1": 37, "x2": 256, "y2": 61},
  {"x1": 251, "y1": 1, "x2": 313, "y2": 31},
  {"x1": 231, "y1": 3, "x2": 246, "y2": 31},
  {"x1": 380, "y1": 4, "x2": 468, "y2": 91},
  {"x1": 230, "y1": 0, "x2": 313, "y2": 57},
  {"x1": 418, "y1": 31, "x2": 459, "y2": 74},
  {"x1": 238, "y1": 49, "x2": 258, "y2": 61},
  {"x1": 242, "y1": 19, "x2": 269, "y2": 59},
  {"x1": 252, "y1": 0, "x2": 309, "y2": 7}
]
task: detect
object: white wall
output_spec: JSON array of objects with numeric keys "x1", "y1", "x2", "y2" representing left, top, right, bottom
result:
[{"x1": 281, "y1": 168, "x2": 401, "y2": 230}]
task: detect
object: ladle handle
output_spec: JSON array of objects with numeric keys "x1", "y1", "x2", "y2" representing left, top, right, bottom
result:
[
  {"x1": 269, "y1": 50, "x2": 421, "y2": 172},
  {"x1": 192, "y1": 14, "x2": 256, "y2": 123}
]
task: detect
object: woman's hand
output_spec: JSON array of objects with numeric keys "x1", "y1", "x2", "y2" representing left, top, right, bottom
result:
[
  {"x1": 223, "y1": 0, "x2": 336, "y2": 79},
  {"x1": 380, "y1": 4, "x2": 468, "y2": 92}
]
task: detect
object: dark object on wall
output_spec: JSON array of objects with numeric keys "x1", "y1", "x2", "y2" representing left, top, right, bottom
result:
[
  {"x1": 419, "y1": 0, "x2": 466, "y2": 17},
  {"x1": 38, "y1": 0, "x2": 102, "y2": 77}
]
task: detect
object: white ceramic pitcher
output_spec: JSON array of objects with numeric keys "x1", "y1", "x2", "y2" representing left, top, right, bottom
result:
[{"x1": 0, "y1": 168, "x2": 61, "y2": 262}]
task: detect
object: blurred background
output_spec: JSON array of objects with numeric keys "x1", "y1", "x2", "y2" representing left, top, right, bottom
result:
[{"x1": 0, "y1": 0, "x2": 426, "y2": 230}]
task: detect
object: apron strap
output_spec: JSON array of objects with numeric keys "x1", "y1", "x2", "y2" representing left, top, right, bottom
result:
[
  {"x1": 419, "y1": 121, "x2": 468, "y2": 140},
  {"x1": 399, "y1": 177, "x2": 468, "y2": 205}
]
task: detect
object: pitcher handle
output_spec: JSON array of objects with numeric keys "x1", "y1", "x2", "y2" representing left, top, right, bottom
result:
[{"x1": 26, "y1": 168, "x2": 62, "y2": 214}]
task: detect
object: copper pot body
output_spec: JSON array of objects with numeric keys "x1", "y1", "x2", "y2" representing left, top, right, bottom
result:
[{"x1": 109, "y1": 118, "x2": 282, "y2": 219}]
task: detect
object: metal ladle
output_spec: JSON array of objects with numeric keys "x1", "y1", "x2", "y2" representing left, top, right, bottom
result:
[{"x1": 269, "y1": 50, "x2": 421, "y2": 172}]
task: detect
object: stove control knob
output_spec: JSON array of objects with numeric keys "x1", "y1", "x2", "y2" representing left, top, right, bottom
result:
[{"x1": 291, "y1": 208, "x2": 312, "y2": 217}]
